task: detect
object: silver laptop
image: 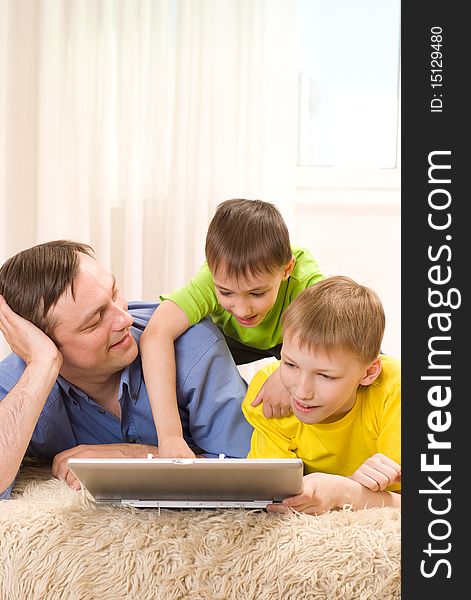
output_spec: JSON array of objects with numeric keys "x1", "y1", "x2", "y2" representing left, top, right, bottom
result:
[{"x1": 68, "y1": 456, "x2": 304, "y2": 509}]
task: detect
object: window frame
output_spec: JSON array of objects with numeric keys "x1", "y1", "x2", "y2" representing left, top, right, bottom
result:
[
  {"x1": 296, "y1": 62, "x2": 401, "y2": 199},
  {"x1": 295, "y1": 1, "x2": 401, "y2": 198}
]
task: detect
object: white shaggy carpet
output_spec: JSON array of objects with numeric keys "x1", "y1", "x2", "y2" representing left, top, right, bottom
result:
[{"x1": 0, "y1": 461, "x2": 401, "y2": 600}]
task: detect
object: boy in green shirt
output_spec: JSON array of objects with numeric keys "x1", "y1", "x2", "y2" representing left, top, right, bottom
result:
[{"x1": 140, "y1": 199, "x2": 324, "y2": 458}]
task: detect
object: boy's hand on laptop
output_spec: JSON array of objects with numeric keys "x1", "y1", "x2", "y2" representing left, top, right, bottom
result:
[
  {"x1": 267, "y1": 472, "x2": 346, "y2": 515},
  {"x1": 156, "y1": 436, "x2": 196, "y2": 459},
  {"x1": 349, "y1": 453, "x2": 401, "y2": 491},
  {"x1": 53, "y1": 443, "x2": 159, "y2": 490},
  {"x1": 251, "y1": 368, "x2": 292, "y2": 419}
]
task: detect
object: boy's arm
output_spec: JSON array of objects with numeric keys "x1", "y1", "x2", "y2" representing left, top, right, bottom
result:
[
  {"x1": 268, "y1": 472, "x2": 401, "y2": 514},
  {"x1": 139, "y1": 300, "x2": 194, "y2": 458},
  {"x1": 0, "y1": 296, "x2": 63, "y2": 496},
  {"x1": 242, "y1": 370, "x2": 296, "y2": 458},
  {"x1": 250, "y1": 366, "x2": 292, "y2": 419},
  {"x1": 349, "y1": 453, "x2": 401, "y2": 491},
  {"x1": 350, "y1": 378, "x2": 401, "y2": 492}
]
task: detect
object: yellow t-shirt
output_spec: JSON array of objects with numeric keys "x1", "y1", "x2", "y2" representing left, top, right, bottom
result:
[{"x1": 242, "y1": 355, "x2": 401, "y2": 491}]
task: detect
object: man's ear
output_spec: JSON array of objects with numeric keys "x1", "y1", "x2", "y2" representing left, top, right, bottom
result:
[
  {"x1": 360, "y1": 357, "x2": 382, "y2": 386},
  {"x1": 282, "y1": 256, "x2": 295, "y2": 280}
]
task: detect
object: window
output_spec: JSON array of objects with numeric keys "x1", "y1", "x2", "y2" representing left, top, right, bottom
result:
[{"x1": 296, "y1": 0, "x2": 401, "y2": 177}]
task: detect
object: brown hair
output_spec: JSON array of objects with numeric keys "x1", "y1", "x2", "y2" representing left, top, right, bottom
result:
[
  {"x1": 282, "y1": 276, "x2": 385, "y2": 363},
  {"x1": 205, "y1": 199, "x2": 292, "y2": 280},
  {"x1": 0, "y1": 240, "x2": 95, "y2": 337}
]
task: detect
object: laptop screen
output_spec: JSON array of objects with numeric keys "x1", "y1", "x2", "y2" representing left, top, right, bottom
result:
[{"x1": 68, "y1": 457, "x2": 304, "y2": 508}]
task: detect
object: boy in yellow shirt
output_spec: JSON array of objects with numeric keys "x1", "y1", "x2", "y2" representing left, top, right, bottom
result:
[
  {"x1": 242, "y1": 276, "x2": 401, "y2": 514},
  {"x1": 140, "y1": 199, "x2": 324, "y2": 458}
]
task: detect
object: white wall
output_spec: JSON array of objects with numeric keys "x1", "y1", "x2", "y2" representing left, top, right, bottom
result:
[{"x1": 293, "y1": 187, "x2": 400, "y2": 358}]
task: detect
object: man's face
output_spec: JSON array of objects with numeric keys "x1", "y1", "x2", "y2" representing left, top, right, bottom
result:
[
  {"x1": 279, "y1": 335, "x2": 375, "y2": 425},
  {"x1": 49, "y1": 254, "x2": 138, "y2": 383}
]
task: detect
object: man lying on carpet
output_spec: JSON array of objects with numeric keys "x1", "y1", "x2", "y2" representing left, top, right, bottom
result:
[
  {"x1": 0, "y1": 240, "x2": 253, "y2": 500},
  {"x1": 242, "y1": 276, "x2": 401, "y2": 514}
]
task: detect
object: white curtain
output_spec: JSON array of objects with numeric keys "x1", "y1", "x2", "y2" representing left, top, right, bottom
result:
[{"x1": 0, "y1": 0, "x2": 297, "y2": 359}]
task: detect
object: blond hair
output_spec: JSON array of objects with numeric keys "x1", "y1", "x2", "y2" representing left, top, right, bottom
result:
[
  {"x1": 282, "y1": 276, "x2": 385, "y2": 363},
  {"x1": 205, "y1": 199, "x2": 292, "y2": 280}
]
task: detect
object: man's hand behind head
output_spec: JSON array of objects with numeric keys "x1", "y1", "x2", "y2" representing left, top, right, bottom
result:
[{"x1": 0, "y1": 295, "x2": 62, "y2": 370}]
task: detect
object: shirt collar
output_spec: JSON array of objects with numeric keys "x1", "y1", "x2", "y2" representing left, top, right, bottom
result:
[
  {"x1": 57, "y1": 354, "x2": 143, "y2": 403},
  {"x1": 120, "y1": 354, "x2": 143, "y2": 402}
]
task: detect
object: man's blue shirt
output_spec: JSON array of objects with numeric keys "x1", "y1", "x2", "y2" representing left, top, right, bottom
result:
[{"x1": 0, "y1": 302, "x2": 253, "y2": 499}]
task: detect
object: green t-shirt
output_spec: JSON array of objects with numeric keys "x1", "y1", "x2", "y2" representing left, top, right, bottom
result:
[{"x1": 160, "y1": 246, "x2": 324, "y2": 350}]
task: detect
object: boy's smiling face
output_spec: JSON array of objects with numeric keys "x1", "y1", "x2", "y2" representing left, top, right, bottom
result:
[
  {"x1": 279, "y1": 335, "x2": 381, "y2": 425},
  {"x1": 213, "y1": 259, "x2": 294, "y2": 328}
]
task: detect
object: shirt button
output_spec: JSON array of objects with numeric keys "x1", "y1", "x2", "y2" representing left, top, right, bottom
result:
[{"x1": 98, "y1": 409, "x2": 106, "y2": 414}]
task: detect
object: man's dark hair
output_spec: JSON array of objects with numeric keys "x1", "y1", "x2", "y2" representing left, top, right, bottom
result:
[{"x1": 0, "y1": 240, "x2": 95, "y2": 336}]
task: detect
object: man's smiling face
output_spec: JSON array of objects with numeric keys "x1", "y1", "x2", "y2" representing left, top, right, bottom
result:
[{"x1": 50, "y1": 253, "x2": 138, "y2": 383}]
